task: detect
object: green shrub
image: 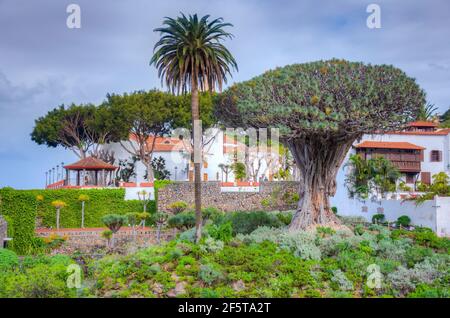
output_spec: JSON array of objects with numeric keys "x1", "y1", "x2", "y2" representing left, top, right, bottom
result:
[
  {"x1": 396, "y1": 215, "x2": 411, "y2": 228},
  {"x1": 202, "y1": 207, "x2": 222, "y2": 220},
  {"x1": 331, "y1": 207, "x2": 338, "y2": 215},
  {"x1": 167, "y1": 212, "x2": 196, "y2": 230},
  {"x1": 0, "y1": 263, "x2": 76, "y2": 298},
  {"x1": 199, "y1": 264, "x2": 224, "y2": 285},
  {"x1": 372, "y1": 214, "x2": 385, "y2": 224},
  {"x1": 222, "y1": 211, "x2": 284, "y2": 235},
  {"x1": 207, "y1": 222, "x2": 233, "y2": 243},
  {"x1": 276, "y1": 212, "x2": 293, "y2": 225},
  {"x1": 0, "y1": 249, "x2": 19, "y2": 271},
  {"x1": 102, "y1": 214, "x2": 127, "y2": 233},
  {"x1": 168, "y1": 201, "x2": 187, "y2": 214},
  {"x1": 317, "y1": 226, "x2": 336, "y2": 237}
]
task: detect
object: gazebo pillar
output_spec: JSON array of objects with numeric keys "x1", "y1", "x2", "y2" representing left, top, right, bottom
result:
[{"x1": 82, "y1": 169, "x2": 87, "y2": 186}]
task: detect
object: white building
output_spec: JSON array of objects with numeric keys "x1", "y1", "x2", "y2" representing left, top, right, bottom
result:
[
  {"x1": 332, "y1": 121, "x2": 450, "y2": 209},
  {"x1": 102, "y1": 129, "x2": 282, "y2": 185}
]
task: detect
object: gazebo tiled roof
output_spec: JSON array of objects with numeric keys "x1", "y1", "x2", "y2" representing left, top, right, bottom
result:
[{"x1": 64, "y1": 157, "x2": 118, "y2": 171}]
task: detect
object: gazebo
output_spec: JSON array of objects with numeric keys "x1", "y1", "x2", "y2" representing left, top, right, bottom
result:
[{"x1": 63, "y1": 157, "x2": 118, "y2": 187}]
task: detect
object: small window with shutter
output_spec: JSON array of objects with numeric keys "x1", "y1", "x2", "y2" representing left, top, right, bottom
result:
[{"x1": 430, "y1": 150, "x2": 442, "y2": 162}]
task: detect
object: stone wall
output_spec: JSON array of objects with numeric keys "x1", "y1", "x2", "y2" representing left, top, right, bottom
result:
[
  {"x1": 36, "y1": 227, "x2": 178, "y2": 251},
  {"x1": 158, "y1": 181, "x2": 300, "y2": 212},
  {"x1": 0, "y1": 216, "x2": 7, "y2": 248}
]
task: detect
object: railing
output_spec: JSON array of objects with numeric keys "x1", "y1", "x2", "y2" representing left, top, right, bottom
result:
[
  {"x1": 391, "y1": 161, "x2": 421, "y2": 172},
  {"x1": 46, "y1": 180, "x2": 65, "y2": 189}
]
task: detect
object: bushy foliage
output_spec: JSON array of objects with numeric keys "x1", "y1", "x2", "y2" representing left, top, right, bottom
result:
[
  {"x1": 0, "y1": 249, "x2": 19, "y2": 271},
  {"x1": 167, "y1": 212, "x2": 196, "y2": 230},
  {"x1": 0, "y1": 187, "x2": 151, "y2": 254},
  {"x1": 372, "y1": 214, "x2": 385, "y2": 224},
  {"x1": 102, "y1": 214, "x2": 127, "y2": 233},
  {"x1": 396, "y1": 215, "x2": 411, "y2": 228},
  {"x1": 0, "y1": 254, "x2": 77, "y2": 298},
  {"x1": 219, "y1": 211, "x2": 284, "y2": 235},
  {"x1": 168, "y1": 201, "x2": 187, "y2": 214}
]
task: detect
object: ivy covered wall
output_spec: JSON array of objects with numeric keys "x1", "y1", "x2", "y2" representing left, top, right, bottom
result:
[{"x1": 0, "y1": 188, "x2": 155, "y2": 254}]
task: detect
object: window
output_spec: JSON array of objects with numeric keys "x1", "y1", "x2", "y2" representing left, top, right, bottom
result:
[
  {"x1": 421, "y1": 172, "x2": 431, "y2": 185},
  {"x1": 406, "y1": 173, "x2": 415, "y2": 184},
  {"x1": 430, "y1": 150, "x2": 442, "y2": 162}
]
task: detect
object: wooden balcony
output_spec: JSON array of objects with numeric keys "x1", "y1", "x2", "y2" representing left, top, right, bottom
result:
[{"x1": 391, "y1": 160, "x2": 421, "y2": 172}]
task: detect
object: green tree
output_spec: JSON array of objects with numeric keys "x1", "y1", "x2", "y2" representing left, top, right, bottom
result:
[
  {"x1": 104, "y1": 90, "x2": 177, "y2": 182},
  {"x1": 31, "y1": 104, "x2": 111, "y2": 159},
  {"x1": 231, "y1": 162, "x2": 246, "y2": 181},
  {"x1": 439, "y1": 106, "x2": 450, "y2": 128},
  {"x1": 345, "y1": 154, "x2": 372, "y2": 199},
  {"x1": 151, "y1": 13, "x2": 238, "y2": 242},
  {"x1": 101, "y1": 214, "x2": 127, "y2": 247},
  {"x1": 51, "y1": 200, "x2": 67, "y2": 230},
  {"x1": 369, "y1": 157, "x2": 401, "y2": 198},
  {"x1": 151, "y1": 156, "x2": 171, "y2": 180},
  {"x1": 216, "y1": 60, "x2": 425, "y2": 230}
]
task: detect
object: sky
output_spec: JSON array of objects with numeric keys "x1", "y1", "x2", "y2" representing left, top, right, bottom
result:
[{"x1": 0, "y1": 0, "x2": 449, "y2": 189}]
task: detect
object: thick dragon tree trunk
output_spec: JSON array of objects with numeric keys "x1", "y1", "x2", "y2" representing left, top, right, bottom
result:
[
  {"x1": 287, "y1": 137, "x2": 355, "y2": 231},
  {"x1": 191, "y1": 80, "x2": 203, "y2": 243}
]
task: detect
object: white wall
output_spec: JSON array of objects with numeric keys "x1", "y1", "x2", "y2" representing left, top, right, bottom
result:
[
  {"x1": 436, "y1": 196, "x2": 450, "y2": 237},
  {"x1": 124, "y1": 187, "x2": 155, "y2": 200},
  {"x1": 333, "y1": 196, "x2": 450, "y2": 237}
]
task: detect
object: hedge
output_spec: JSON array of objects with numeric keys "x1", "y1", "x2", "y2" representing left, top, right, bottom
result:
[{"x1": 0, "y1": 187, "x2": 156, "y2": 255}]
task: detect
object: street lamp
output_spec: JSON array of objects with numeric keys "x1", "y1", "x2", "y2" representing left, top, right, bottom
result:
[{"x1": 174, "y1": 166, "x2": 178, "y2": 181}]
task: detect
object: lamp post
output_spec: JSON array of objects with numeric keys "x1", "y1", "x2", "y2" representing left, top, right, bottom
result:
[
  {"x1": 52, "y1": 167, "x2": 55, "y2": 184},
  {"x1": 56, "y1": 165, "x2": 60, "y2": 181},
  {"x1": 174, "y1": 166, "x2": 178, "y2": 181},
  {"x1": 45, "y1": 171, "x2": 48, "y2": 187}
]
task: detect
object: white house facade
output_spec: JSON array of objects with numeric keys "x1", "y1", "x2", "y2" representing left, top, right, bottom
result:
[{"x1": 332, "y1": 121, "x2": 450, "y2": 211}]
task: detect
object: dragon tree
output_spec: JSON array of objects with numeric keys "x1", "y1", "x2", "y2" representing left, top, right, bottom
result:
[{"x1": 216, "y1": 60, "x2": 425, "y2": 231}]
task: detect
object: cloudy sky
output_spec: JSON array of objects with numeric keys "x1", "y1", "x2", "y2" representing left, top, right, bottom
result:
[{"x1": 0, "y1": 0, "x2": 449, "y2": 189}]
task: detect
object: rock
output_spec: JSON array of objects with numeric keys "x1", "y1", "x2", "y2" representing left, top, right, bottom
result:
[
  {"x1": 167, "y1": 281, "x2": 187, "y2": 297},
  {"x1": 152, "y1": 283, "x2": 164, "y2": 295},
  {"x1": 232, "y1": 280, "x2": 245, "y2": 292}
]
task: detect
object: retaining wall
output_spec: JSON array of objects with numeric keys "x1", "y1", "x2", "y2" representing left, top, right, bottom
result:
[{"x1": 157, "y1": 181, "x2": 300, "y2": 212}]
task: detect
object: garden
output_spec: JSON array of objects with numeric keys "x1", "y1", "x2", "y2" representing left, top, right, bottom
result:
[{"x1": 0, "y1": 208, "x2": 449, "y2": 298}]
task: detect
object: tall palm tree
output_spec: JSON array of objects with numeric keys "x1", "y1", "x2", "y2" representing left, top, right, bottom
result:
[{"x1": 151, "y1": 13, "x2": 238, "y2": 242}]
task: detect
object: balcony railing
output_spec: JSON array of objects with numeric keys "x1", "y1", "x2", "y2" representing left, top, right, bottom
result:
[{"x1": 391, "y1": 161, "x2": 421, "y2": 172}]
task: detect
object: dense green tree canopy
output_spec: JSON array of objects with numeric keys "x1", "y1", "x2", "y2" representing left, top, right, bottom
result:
[
  {"x1": 31, "y1": 103, "x2": 106, "y2": 158},
  {"x1": 216, "y1": 60, "x2": 425, "y2": 139}
]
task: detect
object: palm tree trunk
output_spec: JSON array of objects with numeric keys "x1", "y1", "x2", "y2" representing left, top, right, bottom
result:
[{"x1": 191, "y1": 80, "x2": 203, "y2": 243}]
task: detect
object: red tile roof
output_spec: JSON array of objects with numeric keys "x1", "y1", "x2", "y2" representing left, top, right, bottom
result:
[
  {"x1": 129, "y1": 134, "x2": 188, "y2": 152},
  {"x1": 355, "y1": 141, "x2": 425, "y2": 150},
  {"x1": 64, "y1": 157, "x2": 118, "y2": 170},
  {"x1": 388, "y1": 129, "x2": 450, "y2": 136},
  {"x1": 407, "y1": 121, "x2": 438, "y2": 127}
]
